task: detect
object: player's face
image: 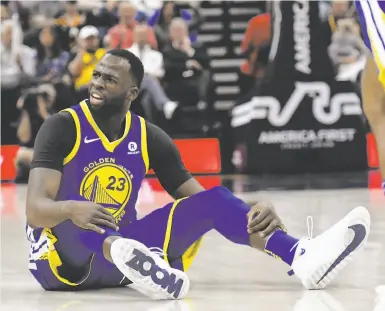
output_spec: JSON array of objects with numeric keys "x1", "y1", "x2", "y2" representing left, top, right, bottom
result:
[{"x1": 89, "y1": 54, "x2": 138, "y2": 111}]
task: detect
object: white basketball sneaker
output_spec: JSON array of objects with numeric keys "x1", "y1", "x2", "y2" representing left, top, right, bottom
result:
[
  {"x1": 374, "y1": 286, "x2": 385, "y2": 311},
  {"x1": 290, "y1": 206, "x2": 370, "y2": 289},
  {"x1": 110, "y1": 238, "x2": 190, "y2": 300}
]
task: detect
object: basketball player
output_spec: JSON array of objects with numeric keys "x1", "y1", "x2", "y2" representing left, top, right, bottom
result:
[
  {"x1": 26, "y1": 49, "x2": 370, "y2": 300},
  {"x1": 355, "y1": 1, "x2": 385, "y2": 191}
]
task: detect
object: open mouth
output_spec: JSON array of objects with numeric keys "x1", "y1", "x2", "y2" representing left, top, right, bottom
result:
[{"x1": 90, "y1": 92, "x2": 104, "y2": 105}]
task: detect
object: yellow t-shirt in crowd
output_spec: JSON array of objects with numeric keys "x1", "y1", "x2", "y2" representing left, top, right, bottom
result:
[{"x1": 75, "y1": 48, "x2": 106, "y2": 90}]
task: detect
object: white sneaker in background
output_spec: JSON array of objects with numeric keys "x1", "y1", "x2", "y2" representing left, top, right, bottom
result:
[
  {"x1": 164, "y1": 102, "x2": 178, "y2": 120},
  {"x1": 374, "y1": 286, "x2": 385, "y2": 311}
]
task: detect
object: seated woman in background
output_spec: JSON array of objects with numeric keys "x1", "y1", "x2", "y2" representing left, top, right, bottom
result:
[{"x1": 34, "y1": 26, "x2": 69, "y2": 84}]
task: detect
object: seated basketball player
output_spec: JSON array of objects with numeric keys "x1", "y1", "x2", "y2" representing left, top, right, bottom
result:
[
  {"x1": 356, "y1": 1, "x2": 385, "y2": 191},
  {"x1": 26, "y1": 49, "x2": 370, "y2": 300}
]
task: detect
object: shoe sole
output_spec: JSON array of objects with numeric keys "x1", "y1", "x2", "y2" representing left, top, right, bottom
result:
[
  {"x1": 110, "y1": 238, "x2": 190, "y2": 300},
  {"x1": 305, "y1": 206, "x2": 371, "y2": 289}
]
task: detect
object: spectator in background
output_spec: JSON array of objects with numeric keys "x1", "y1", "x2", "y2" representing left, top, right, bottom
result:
[
  {"x1": 322, "y1": 0, "x2": 353, "y2": 46},
  {"x1": 15, "y1": 84, "x2": 57, "y2": 182},
  {"x1": 154, "y1": 1, "x2": 203, "y2": 51},
  {"x1": 129, "y1": 24, "x2": 177, "y2": 122},
  {"x1": 55, "y1": 1, "x2": 85, "y2": 28},
  {"x1": 68, "y1": 26, "x2": 106, "y2": 102},
  {"x1": 21, "y1": 1, "x2": 62, "y2": 19},
  {"x1": 85, "y1": 0, "x2": 119, "y2": 38},
  {"x1": 129, "y1": 24, "x2": 164, "y2": 79},
  {"x1": 107, "y1": 2, "x2": 157, "y2": 50},
  {"x1": 328, "y1": 17, "x2": 367, "y2": 83},
  {"x1": 329, "y1": 0, "x2": 352, "y2": 25},
  {"x1": 163, "y1": 18, "x2": 211, "y2": 107},
  {"x1": 1, "y1": 19, "x2": 36, "y2": 144},
  {"x1": 35, "y1": 26, "x2": 69, "y2": 84},
  {"x1": 1, "y1": 3, "x2": 10, "y2": 22},
  {"x1": 105, "y1": 0, "x2": 119, "y2": 18},
  {"x1": 239, "y1": 13, "x2": 271, "y2": 95},
  {"x1": 55, "y1": 1, "x2": 86, "y2": 51}
]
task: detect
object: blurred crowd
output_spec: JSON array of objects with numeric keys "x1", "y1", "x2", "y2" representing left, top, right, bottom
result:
[
  {"x1": 239, "y1": 0, "x2": 367, "y2": 96},
  {"x1": 1, "y1": 0, "x2": 212, "y2": 181},
  {"x1": 0, "y1": 0, "x2": 367, "y2": 181}
]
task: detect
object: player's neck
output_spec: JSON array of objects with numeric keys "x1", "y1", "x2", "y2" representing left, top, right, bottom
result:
[{"x1": 91, "y1": 106, "x2": 129, "y2": 141}]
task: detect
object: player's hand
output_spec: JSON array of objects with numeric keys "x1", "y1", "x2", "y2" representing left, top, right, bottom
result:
[
  {"x1": 64, "y1": 201, "x2": 119, "y2": 234},
  {"x1": 246, "y1": 202, "x2": 286, "y2": 237}
]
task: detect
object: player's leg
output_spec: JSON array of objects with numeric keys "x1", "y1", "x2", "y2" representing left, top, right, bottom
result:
[
  {"x1": 110, "y1": 186, "x2": 370, "y2": 291},
  {"x1": 356, "y1": 0, "x2": 385, "y2": 187},
  {"x1": 122, "y1": 186, "x2": 299, "y2": 268},
  {"x1": 361, "y1": 55, "x2": 385, "y2": 184},
  {"x1": 60, "y1": 221, "x2": 191, "y2": 300},
  {"x1": 27, "y1": 223, "x2": 131, "y2": 291}
]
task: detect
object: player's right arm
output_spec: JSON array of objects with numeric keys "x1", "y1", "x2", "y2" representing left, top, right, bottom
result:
[
  {"x1": 26, "y1": 113, "x2": 118, "y2": 233},
  {"x1": 361, "y1": 54, "x2": 385, "y2": 180}
]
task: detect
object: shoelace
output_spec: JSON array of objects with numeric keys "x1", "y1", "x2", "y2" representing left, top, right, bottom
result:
[
  {"x1": 149, "y1": 247, "x2": 166, "y2": 259},
  {"x1": 287, "y1": 216, "x2": 314, "y2": 276}
]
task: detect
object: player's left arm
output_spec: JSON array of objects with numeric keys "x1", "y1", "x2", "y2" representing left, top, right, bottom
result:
[{"x1": 146, "y1": 122, "x2": 205, "y2": 199}]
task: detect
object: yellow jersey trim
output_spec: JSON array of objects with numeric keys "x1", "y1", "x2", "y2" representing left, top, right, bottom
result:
[
  {"x1": 163, "y1": 198, "x2": 186, "y2": 265},
  {"x1": 162, "y1": 197, "x2": 202, "y2": 271},
  {"x1": 139, "y1": 117, "x2": 149, "y2": 173},
  {"x1": 61, "y1": 108, "x2": 81, "y2": 165},
  {"x1": 80, "y1": 101, "x2": 132, "y2": 153},
  {"x1": 45, "y1": 228, "x2": 94, "y2": 286},
  {"x1": 181, "y1": 237, "x2": 203, "y2": 271}
]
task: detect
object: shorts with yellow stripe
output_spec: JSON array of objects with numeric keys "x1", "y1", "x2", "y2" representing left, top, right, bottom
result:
[
  {"x1": 28, "y1": 198, "x2": 203, "y2": 291},
  {"x1": 356, "y1": 0, "x2": 385, "y2": 88}
]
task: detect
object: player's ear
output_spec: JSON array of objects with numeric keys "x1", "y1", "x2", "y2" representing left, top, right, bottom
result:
[{"x1": 127, "y1": 86, "x2": 139, "y2": 102}]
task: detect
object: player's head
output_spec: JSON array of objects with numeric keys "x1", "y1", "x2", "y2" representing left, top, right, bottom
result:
[{"x1": 89, "y1": 49, "x2": 144, "y2": 113}]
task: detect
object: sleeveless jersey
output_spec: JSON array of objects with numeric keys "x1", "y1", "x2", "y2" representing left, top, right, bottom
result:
[
  {"x1": 26, "y1": 100, "x2": 149, "y2": 244},
  {"x1": 356, "y1": 0, "x2": 385, "y2": 88}
]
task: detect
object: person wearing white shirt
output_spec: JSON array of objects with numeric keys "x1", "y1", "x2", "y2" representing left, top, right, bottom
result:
[
  {"x1": 1, "y1": 19, "x2": 36, "y2": 89},
  {"x1": 1, "y1": 19, "x2": 36, "y2": 144},
  {"x1": 129, "y1": 40, "x2": 164, "y2": 78},
  {"x1": 128, "y1": 24, "x2": 177, "y2": 121}
]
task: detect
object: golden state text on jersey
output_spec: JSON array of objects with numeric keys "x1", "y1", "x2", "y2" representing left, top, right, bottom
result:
[{"x1": 56, "y1": 100, "x2": 149, "y2": 225}]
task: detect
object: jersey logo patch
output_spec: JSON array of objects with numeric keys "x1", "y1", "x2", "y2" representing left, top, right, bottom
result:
[
  {"x1": 84, "y1": 136, "x2": 101, "y2": 144},
  {"x1": 80, "y1": 163, "x2": 132, "y2": 222},
  {"x1": 127, "y1": 141, "x2": 140, "y2": 155}
]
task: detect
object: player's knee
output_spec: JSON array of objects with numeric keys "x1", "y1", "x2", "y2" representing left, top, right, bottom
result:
[
  {"x1": 207, "y1": 186, "x2": 233, "y2": 197},
  {"x1": 205, "y1": 186, "x2": 240, "y2": 207}
]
